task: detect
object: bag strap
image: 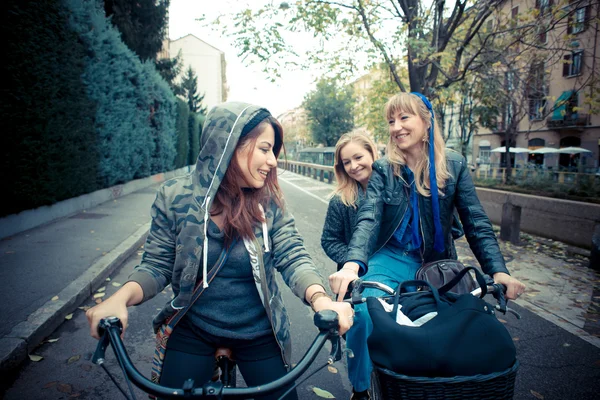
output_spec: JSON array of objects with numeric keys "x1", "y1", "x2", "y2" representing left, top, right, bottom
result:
[
  {"x1": 392, "y1": 279, "x2": 442, "y2": 316},
  {"x1": 168, "y1": 237, "x2": 238, "y2": 327},
  {"x1": 438, "y1": 266, "x2": 488, "y2": 298}
]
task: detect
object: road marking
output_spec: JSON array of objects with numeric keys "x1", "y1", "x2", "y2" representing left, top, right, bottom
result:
[{"x1": 279, "y1": 175, "x2": 329, "y2": 205}]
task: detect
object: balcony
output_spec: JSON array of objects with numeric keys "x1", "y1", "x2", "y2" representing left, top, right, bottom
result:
[{"x1": 546, "y1": 114, "x2": 590, "y2": 131}]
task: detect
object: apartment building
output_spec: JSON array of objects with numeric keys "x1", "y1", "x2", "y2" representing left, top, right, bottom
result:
[{"x1": 472, "y1": 0, "x2": 599, "y2": 172}]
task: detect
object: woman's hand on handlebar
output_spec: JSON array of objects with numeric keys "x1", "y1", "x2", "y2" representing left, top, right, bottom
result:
[
  {"x1": 86, "y1": 281, "x2": 143, "y2": 340},
  {"x1": 329, "y1": 262, "x2": 360, "y2": 302},
  {"x1": 311, "y1": 296, "x2": 354, "y2": 336},
  {"x1": 492, "y1": 272, "x2": 525, "y2": 301}
]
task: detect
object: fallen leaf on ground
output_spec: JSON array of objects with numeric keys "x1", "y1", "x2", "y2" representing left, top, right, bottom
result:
[
  {"x1": 97, "y1": 286, "x2": 106, "y2": 292},
  {"x1": 530, "y1": 390, "x2": 544, "y2": 399},
  {"x1": 327, "y1": 366, "x2": 338, "y2": 374},
  {"x1": 78, "y1": 306, "x2": 91, "y2": 311},
  {"x1": 29, "y1": 354, "x2": 43, "y2": 362},
  {"x1": 90, "y1": 230, "x2": 95, "y2": 234},
  {"x1": 106, "y1": 277, "x2": 111, "y2": 281},
  {"x1": 57, "y1": 383, "x2": 73, "y2": 393},
  {"x1": 47, "y1": 338, "x2": 59, "y2": 343},
  {"x1": 67, "y1": 355, "x2": 81, "y2": 364},
  {"x1": 70, "y1": 393, "x2": 81, "y2": 398},
  {"x1": 65, "y1": 313, "x2": 73, "y2": 320},
  {"x1": 93, "y1": 292, "x2": 106, "y2": 298},
  {"x1": 563, "y1": 343, "x2": 571, "y2": 347},
  {"x1": 43, "y1": 381, "x2": 58, "y2": 389},
  {"x1": 498, "y1": 318, "x2": 508, "y2": 324},
  {"x1": 312, "y1": 387, "x2": 335, "y2": 398},
  {"x1": 112, "y1": 282, "x2": 122, "y2": 287},
  {"x1": 51, "y1": 296, "x2": 59, "y2": 301}
]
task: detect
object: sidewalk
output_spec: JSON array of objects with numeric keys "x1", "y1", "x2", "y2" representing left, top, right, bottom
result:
[
  {"x1": 0, "y1": 185, "x2": 160, "y2": 371},
  {"x1": 1, "y1": 174, "x2": 599, "y2": 374}
]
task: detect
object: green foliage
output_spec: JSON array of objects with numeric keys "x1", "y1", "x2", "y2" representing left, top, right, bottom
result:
[
  {"x1": 217, "y1": 0, "x2": 518, "y2": 94},
  {"x1": 175, "y1": 98, "x2": 190, "y2": 168},
  {"x1": 188, "y1": 113, "x2": 203, "y2": 165},
  {"x1": 155, "y1": 51, "x2": 184, "y2": 96},
  {"x1": 103, "y1": 0, "x2": 169, "y2": 61},
  {"x1": 181, "y1": 65, "x2": 207, "y2": 114},
  {"x1": 355, "y1": 66, "x2": 407, "y2": 143},
  {"x1": 303, "y1": 78, "x2": 355, "y2": 147},
  {"x1": 1, "y1": 0, "x2": 98, "y2": 217}
]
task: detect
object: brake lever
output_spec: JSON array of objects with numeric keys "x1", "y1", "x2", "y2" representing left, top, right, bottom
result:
[
  {"x1": 327, "y1": 335, "x2": 342, "y2": 364},
  {"x1": 92, "y1": 331, "x2": 111, "y2": 365}
]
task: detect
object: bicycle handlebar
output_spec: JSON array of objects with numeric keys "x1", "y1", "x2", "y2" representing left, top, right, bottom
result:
[
  {"x1": 345, "y1": 278, "x2": 521, "y2": 319},
  {"x1": 93, "y1": 310, "x2": 343, "y2": 399}
]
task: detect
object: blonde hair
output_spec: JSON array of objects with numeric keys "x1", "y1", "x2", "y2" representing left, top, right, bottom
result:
[
  {"x1": 331, "y1": 131, "x2": 379, "y2": 207},
  {"x1": 384, "y1": 93, "x2": 450, "y2": 196}
]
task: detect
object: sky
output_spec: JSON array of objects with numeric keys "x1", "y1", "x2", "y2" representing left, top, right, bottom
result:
[{"x1": 168, "y1": 0, "x2": 318, "y2": 117}]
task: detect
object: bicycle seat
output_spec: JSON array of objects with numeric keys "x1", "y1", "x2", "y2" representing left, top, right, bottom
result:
[{"x1": 215, "y1": 347, "x2": 234, "y2": 361}]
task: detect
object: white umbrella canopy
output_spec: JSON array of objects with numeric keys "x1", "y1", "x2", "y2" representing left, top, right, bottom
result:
[
  {"x1": 557, "y1": 147, "x2": 592, "y2": 154},
  {"x1": 490, "y1": 146, "x2": 530, "y2": 153},
  {"x1": 530, "y1": 147, "x2": 559, "y2": 154}
]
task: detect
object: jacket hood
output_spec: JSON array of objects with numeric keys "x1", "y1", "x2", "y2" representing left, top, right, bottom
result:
[
  {"x1": 191, "y1": 101, "x2": 273, "y2": 288},
  {"x1": 193, "y1": 102, "x2": 272, "y2": 212}
]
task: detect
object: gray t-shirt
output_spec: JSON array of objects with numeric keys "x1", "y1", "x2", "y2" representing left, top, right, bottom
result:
[{"x1": 186, "y1": 218, "x2": 272, "y2": 339}]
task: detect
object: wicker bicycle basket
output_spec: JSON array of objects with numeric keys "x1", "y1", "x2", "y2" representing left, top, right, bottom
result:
[{"x1": 372, "y1": 360, "x2": 519, "y2": 400}]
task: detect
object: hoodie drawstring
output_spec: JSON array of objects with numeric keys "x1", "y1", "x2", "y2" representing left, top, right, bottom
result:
[
  {"x1": 258, "y1": 204, "x2": 270, "y2": 253},
  {"x1": 202, "y1": 196, "x2": 210, "y2": 288}
]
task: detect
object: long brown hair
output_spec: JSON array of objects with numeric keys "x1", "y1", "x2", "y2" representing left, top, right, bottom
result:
[
  {"x1": 384, "y1": 93, "x2": 450, "y2": 196},
  {"x1": 211, "y1": 116, "x2": 285, "y2": 245},
  {"x1": 331, "y1": 131, "x2": 378, "y2": 207}
]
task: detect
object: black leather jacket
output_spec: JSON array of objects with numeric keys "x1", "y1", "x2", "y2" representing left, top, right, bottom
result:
[{"x1": 345, "y1": 151, "x2": 509, "y2": 277}]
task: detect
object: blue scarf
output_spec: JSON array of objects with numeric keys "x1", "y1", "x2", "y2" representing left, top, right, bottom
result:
[{"x1": 409, "y1": 92, "x2": 445, "y2": 253}]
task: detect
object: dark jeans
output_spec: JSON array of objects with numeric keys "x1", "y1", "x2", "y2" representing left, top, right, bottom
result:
[{"x1": 159, "y1": 320, "x2": 298, "y2": 400}]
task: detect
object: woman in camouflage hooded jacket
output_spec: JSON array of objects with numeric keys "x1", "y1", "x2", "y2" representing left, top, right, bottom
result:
[{"x1": 86, "y1": 102, "x2": 353, "y2": 399}]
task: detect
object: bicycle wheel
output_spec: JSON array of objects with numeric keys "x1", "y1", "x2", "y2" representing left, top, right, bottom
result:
[{"x1": 368, "y1": 370, "x2": 382, "y2": 400}]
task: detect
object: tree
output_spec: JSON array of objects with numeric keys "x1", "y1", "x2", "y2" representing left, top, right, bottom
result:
[
  {"x1": 181, "y1": 65, "x2": 207, "y2": 114},
  {"x1": 216, "y1": 0, "x2": 551, "y2": 96},
  {"x1": 303, "y1": 78, "x2": 355, "y2": 146},
  {"x1": 103, "y1": 0, "x2": 169, "y2": 61},
  {"x1": 156, "y1": 50, "x2": 184, "y2": 96}
]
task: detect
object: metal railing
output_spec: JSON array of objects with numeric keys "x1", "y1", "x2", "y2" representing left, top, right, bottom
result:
[
  {"x1": 473, "y1": 166, "x2": 599, "y2": 186},
  {"x1": 278, "y1": 160, "x2": 336, "y2": 183}
]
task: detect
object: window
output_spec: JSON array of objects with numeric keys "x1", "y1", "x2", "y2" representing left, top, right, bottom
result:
[
  {"x1": 528, "y1": 63, "x2": 547, "y2": 120},
  {"x1": 538, "y1": 25, "x2": 548, "y2": 44},
  {"x1": 510, "y1": 6, "x2": 519, "y2": 26},
  {"x1": 529, "y1": 99, "x2": 547, "y2": 120},
  {"x1": 563, "y1": 51, "x2": 583, "y2": 77},
  {"x1": 536, "y1": 0, "x2": 552, "y2": 15},
  {"x1": 568, "y1": 7, "x2": 589, "y2": 34},
  {"x1": 479, "y1": 147, "x2": 491, "y2": 164}
]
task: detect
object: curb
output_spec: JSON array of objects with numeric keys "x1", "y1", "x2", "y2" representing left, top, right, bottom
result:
[{"x1": 0, "y1": 223, "x2": 150, "y2": 372}]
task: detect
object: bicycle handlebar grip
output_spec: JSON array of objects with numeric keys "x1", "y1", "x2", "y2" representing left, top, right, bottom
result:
[
  {"x1": 313, "y1": 310, "x2": 339, "y2": 331},
  {"x1": 97, "y1": 316, "x2": 123, "y2": 337}
]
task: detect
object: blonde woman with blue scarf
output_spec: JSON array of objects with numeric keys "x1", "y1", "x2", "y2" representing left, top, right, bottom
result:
[{"x1": 329, "y1": 92, "x2": 526, "y2": 400}]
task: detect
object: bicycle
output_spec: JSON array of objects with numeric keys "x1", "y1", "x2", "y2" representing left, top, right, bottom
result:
[
  {"x1": 345, "y1": 275, "x2": 522, "y2": 400},
  {"x1": 92, "y1": 310, "x2": 344, "y2": 399}
]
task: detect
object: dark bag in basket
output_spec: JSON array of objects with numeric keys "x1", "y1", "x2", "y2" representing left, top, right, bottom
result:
[
  {"x1": 415, "y1": 259, "x2": 478, "y2": 294},
  {"x1": 367, "y1": 267, "x2": 516, "y2": 378}
]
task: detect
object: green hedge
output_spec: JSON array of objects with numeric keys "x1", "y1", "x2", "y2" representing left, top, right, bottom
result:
[
  {"x1": 0, "y1": 0, "x2": 180, "y2": 217},
  {"x1": 1, "y1": 0, "x2": 99, "y2": 216}
]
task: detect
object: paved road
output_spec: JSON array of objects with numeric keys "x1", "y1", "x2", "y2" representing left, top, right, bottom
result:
[{"x1": 4, "y1": 171, "x2": 600, "y2": 399}]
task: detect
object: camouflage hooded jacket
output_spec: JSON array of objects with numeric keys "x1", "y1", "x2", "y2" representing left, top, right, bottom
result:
[{"x1": 128, "y1": 102, "x2": 325, "y2": 366}]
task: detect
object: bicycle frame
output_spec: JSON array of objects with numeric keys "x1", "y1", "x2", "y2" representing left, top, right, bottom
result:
[{"x1": 93, "y1": 311, "x2": 343, "y2": 399}]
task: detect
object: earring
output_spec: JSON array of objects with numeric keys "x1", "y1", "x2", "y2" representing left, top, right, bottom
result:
[{"x1": 422, "y1": 135, "x2": 427, "y2": 142}]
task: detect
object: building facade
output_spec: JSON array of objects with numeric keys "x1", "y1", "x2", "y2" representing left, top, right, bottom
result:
[
  {"x1": 472, "y1": 0, "x2": 599, "y2": 173},
  {"x1": 168, "y1": 34, "x2": 228, "y2": 110}
]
